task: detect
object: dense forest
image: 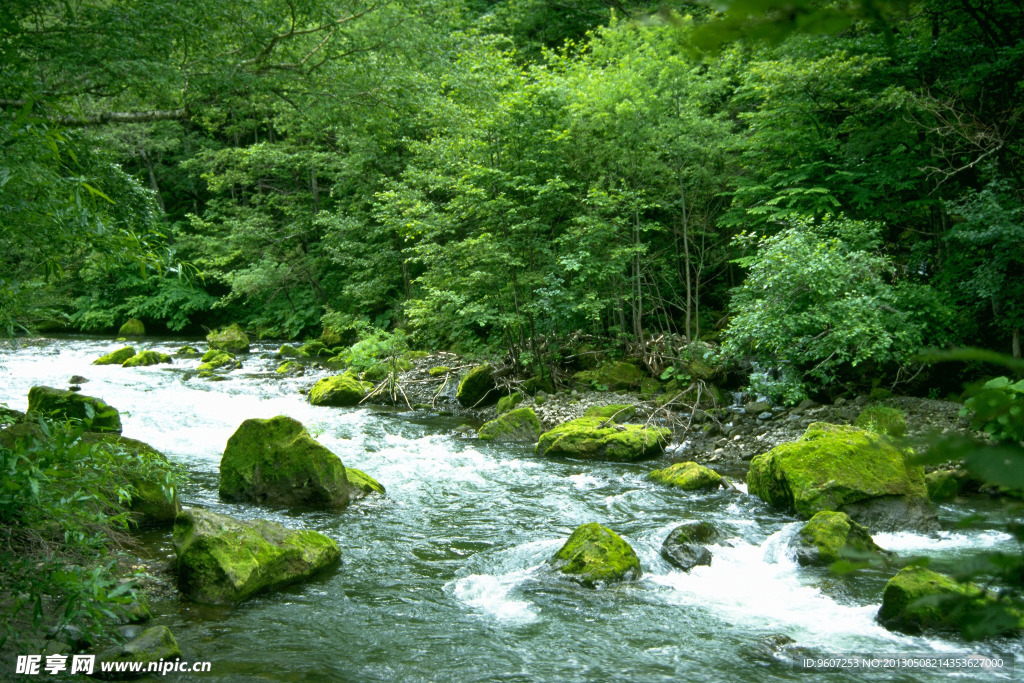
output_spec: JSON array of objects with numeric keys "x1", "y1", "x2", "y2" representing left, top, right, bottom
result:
[{"x1": 2, "y1": 0, "x2": 1022, "y2": 400}]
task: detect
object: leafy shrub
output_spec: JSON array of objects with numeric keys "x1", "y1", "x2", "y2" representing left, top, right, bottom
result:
[{"x1": 960, "y1": 376, "x2": 1024, "y2": 443}]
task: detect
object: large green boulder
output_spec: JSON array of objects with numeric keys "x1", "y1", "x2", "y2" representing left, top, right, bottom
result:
[
  {"x1": 478, "y1": 407, "x2": 542, "y2": 442},
  {"x1": 457, "y1": 364, "x2": 499, "y2": 407},
  {"x1": 536, "y1": 417, "x2": 669, "y2": 462},
  {"x1": 648, "y1": 461, "x2": 725, "y2": 491},
  {"x1": 172, "y1": 507, "x2": 341, "y2": 604},
  {"x1": 278, "y1": 343, "x2": 309, "y2": 358},
  {"x1": 573, "y1": 361, "x2": 645, "y2": 390},
  {"x1": 795, "y1": 511, "x2": 888, "y2": 566},
  {"x1": 197, "y1": 351, "x2": 241, "y2": 374},
  {"x1": 549, "y1": 522, "x2": 641, "y2": 587},
  {"x1": 584, "y1": 404, "x2": 636, "y2": 423},
  {"x1": 308, "y1": 372, "x2": 371, "y2": 407},
  {"x1": 220, "y1": 415, "x2": 365, "y2": 509},
  {"x1": 122, "y1": 350, "x2": 172, "y2": 368},
  {"x1": 93, "y1": 346, "x2": 136, "y2": 365},
  {"x1": 746, "y1": 423, "x2": 934, "y2": 531},
  {"x1": 661, "y1": 522, "x2": 718, "y2": 571},
  {"x1": 206, "y1": 323, "x2": 250, "y2": 353},
  {"x1": 276, "y1": 361, "x2": 305, "y2": 377},
  {"x1": 27, "y1": 386, "x2": 121, "y2": 433},
  {"x1": 877, "y1": 566, "x2": 1022, "y2": 636},
  {"x1": 118, "y1": 318, "x2": 146, "y2": 337}
]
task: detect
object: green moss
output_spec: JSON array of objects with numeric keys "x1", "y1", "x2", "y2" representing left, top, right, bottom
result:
[
  {"x1": 207, "y1": 323, "x2": 250, "y2": 353},
  {"x1": 320, "y1": 326, "x2": 345, "y2": 348},
  {"x1": 746, "y1": 422, "x2": 927, "y2": 518},
  {"x1": 93, "y1": 346, "x2": 136, "y2": 365},
  {"x1": 362, "y1": 359, "x2": 413, "y2": 382},
  {"x1": 796, "y1": 511, "x2": 886, "y2": 565},
  {"x1": 457, "y1": 364, "x2": 499, "y2": 407},
  {"x1": 345, "y1": 467, "x2": 386, "y2": 496},
  {"x1": 572, "y1": 361, "x2": 645, "y2": 390},
  {"x1": 403, "y1": 350, "x2": 429, "y2": 360},
  {"x1": 428, "y1": 365, "x2": 451, "y2": 376},
  {"x1": 278, "y1": 343, "x2": 310, "y2": 358},
  {"x1": 118, "y1": 318, "x2": 145, "y2": 337},
  {"x1": 478, "y1": 407, "x2": 542, "y2": 442},
  {"x1": 324, "y1": 356, "x2": 348, "y2": 371},
  {"x1": 536, "y1": 417, "x2": 669, "y2": 462},
  {"x1": 219, "y1": 415, "x2": 352, "y2": 509},
  {"x1": 299, "y1": 340, "x2": 332, "y2": 357},
  {"x1": 648, "y1": 461, "x2": 724, "y2": 491},
  {"x1": 79, "y1": 433, "x2": 181, "y2": 526},
  {"x1": 534, "y1": 394, "x2": 548, "y2": 406},
  {"x1": 176, "y1": 345, "x2": 200, "y2": 358},
  {"x1": 27, "y1": 385, "x2": 121, "y2": 433},
  {"x1": 584, "y1": 404, "x2": 636, "y2": 423},
  {"x1": 870, "y1": 387, "x2": 894, "y2": 401},
  {"x1": 854, "y1": 405, "x2": 907, "y2": 438},
  {"x1": 172, "y1": 508, "x2": 341, "y2": 604},
  {"x1": 308, "y1": 372, "x2": 371, "y2": 407},
  {"x1": 121, "y1": 350, "x2": 172, "y2": 367},
  {"x1": 276, "y1": 361, "x2": 305, "y2": 376},
  {"x1": 877, "y1": 567, "x2": 1021, "y2": 635},
  {"x1": 496, "y1": 392, "x2": 524, "y2": 414},
  {"x1": 549, "y1": 522, "x2": 641, "y2": 587},
  {"x1": 197, "y1": 351, "x2": 240, "y2": 373},
  {"x1": 640, "y1": 378, "x2": 662, "y2": 396}
]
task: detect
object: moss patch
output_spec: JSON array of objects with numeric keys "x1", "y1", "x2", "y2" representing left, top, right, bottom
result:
[
  {"x1": 27, "y1": 386, "x2": 121, "y2": 433},
  {"x1": 536, "y1": 417, "x2": 669, "y2": 462},
  {"x1": 428, "y1": 365, "x2": 451, "y2": 376},
  {"x1": 854, "y1": 405, "x2": 907, "y2": 438},
  {"x1": 496, "y1": 392, "x2": 524, "y2": 414},
  {"x1": 122, "y1": 350, "x2": 172, "y2": 368},
  {"x1": 197, "y1": 351, "x2": 240, "y2": 373},
  {"x1": 549, "y1": 522, "x2": 641, "y2": 587},
  {"x1": 308, "y1": 372, "x2": 371, "y2": 407},
  {"x1": 278, "y1": 343, "x2": 310, "y2": 358},
  {"x1": 175, "y1": 345, "x2": 200, "y2": 358},
  {"x1": 796, "y1": 511, "x2": 887, "y2": 566},
  {"x1": 649, "y1": 462, "x2": 724, "y2": 491},
  {"x1": 345, "y1": 467, "x2": 386, "y2": 496},
  {"x1": 118, "y1": 318, "x2": 146, "y2": 337},
  {"x1": 573, "y1": 361, "x2": 645, "y2": 390},
  {"x1": 478, "y1": 407, "x2": 542, "y2": 442},
  {"x1": 93, "y1": 346, "x2": 136, "y2": 366},
  {"x1": 276, "y1": 361, "x2": 305, "y2": 377},
  {"x1": 457, "y1": 364, "x2": 499, "y2": 407},
  {"x1": 207, "y1": 323, "x2": 250, "y2": 353}
]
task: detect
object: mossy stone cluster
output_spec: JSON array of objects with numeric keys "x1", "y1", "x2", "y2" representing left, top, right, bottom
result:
[
  {"x1": 308, "y1": 372, "x2": 372, "y2": 407},
  {"x1": 27, "y1": 385, "x2": 121, "y2": 433},
  {"x1": 198, "y1": 350, "x2": 241, "y2": 375},
  {"x1": 495, "y1": 391, "x2": 523, "y2": 414},
  {"x1": 118, "y1": 318, "x2": 146, "y2": 337},
  {"x1": 746, "y1": 422, "x2": 928, "y2": 521},
  {"x1": 457, "y1": 364, "x2": 499, "y2": 407},
  {"x1": 877, "y1": 566, "x2": 1022, "y2": 635},
  {"x1": 648, "y1": 461, "x2": 724, "y2": 491},
  {"x1": 172, "y1": 507, "x2": 341, "y2": 604},
  {"x1": 278, "y1": 343, "x2": 310, "y2": 358},
  {"x1": 573, "y1": 361, "x2": 645, "y2": 390},
  {"x1": 854, "y1": 405, "x2": 907, "y2": 437},
  {"x1": 122, "y1": 350, "x2": 173, "y2": 367},
  {"x1": 549, "y1": 522, "x2": 641, "y2": 586},
  {"x1": 536, "y1": 417, "x2": 669, "y2": 462},
  {"x1": 93, "y1": 346, "x2": 136, "y2": 365},
  {"x1": 583, "y1": 404, "x2": 636, "y2": 423},
  {"x1": 220, "y1": 415, "x2": 359, "y2": 509},
  {"x1": 795, "y1": 511, "x2": 887, "y2": 566},
  {"x1": 276, "y1": 361, "x2": 305, "y2": 377},
  {"x1": 478, "y1": 407, "x2": 542, "y2": 442},
  {"x1": 206, "y1": 323, "x2": 250, "y2": 353},
  {"x1": 175, "y1": 345, "x2": 200, "y2": 358}
]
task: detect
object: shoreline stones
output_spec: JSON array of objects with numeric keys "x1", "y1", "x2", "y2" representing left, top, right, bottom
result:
[
  {"x1": 536, "y1": 417, "x2": 669, "y2": 461},
  {"x1": 549, "y1": 522, "x2": 641, "y2": 586},
  {"x1": 172, "y1": 507, "x2": 341, "y2": 604}
]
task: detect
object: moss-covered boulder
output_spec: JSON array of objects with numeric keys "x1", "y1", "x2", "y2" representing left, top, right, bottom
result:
[
  {"x1": 197, "y1": 351, "x2": 241, "y2": 374},
  {"x1": 795, "y1": 511, "x2": 888, "y2": 566},
  {"x1": 661, "y1": 522, "x2": 718, "y2": 571},
  {"x1": 308, "y1": 372, "x2": 371, "y2": 407},
  {"x1": 172, "y1": 507, "x2": 341, "y2": 604},
  {"x1": 877, "y1": 566, "x2": 1022, "y2": 635},
  {"x1": 457, "y1": 364, "x2": 499, "y2": 407},
  {"x1": 276, "y1": 361, "x2": 305, "y2": 377},
  {"x1": 0, "y1": 404, "x2": 25, "y2": 426},
  {"x1": 854, "y1": 405, "x2": 907, "y2": 438},
  {"x1": 320, "y1": 326, "x2": 346, "y2": 349},
  {"x1": 584, "y1": 404, "x2": 636, "y2": 423},
  {"x1": 27, "y1": 386, "x2": 121, "y2": 433},
  {"x1": 345, "y1": 467, "x2": 385, "y2": 496},
  {"x1": 478, "y1": 407, "x2": 542, "y2": 442},
  {"x1": 122, "y1": 350, "x2": 172, "y2": 368},
  {"x1": 536, "y1": 417, "x2": 669, "y2": 462},
  {"x1": 82, "y1": 433, "x2": 181, "y2": 526},
  {"x1": 573, "y1": 361, "x2": 646, "y2": 390},
  {"x1": 648, "y1": 462, "x2": 725, "y2": 491},
  {"x1": 495, "y1": 391, "x2": 523, "y2": 414},
  {"x1": 206, "y1": 323, "x2": 249, "y2": 353},
  {"x1": 118, "y1": 318, "x2": 146, "y2": 337},
  {"x1": 175, "y1": 345, "x2": 200, "y2": 358},
  {"x1": 220, "y1": 415, "x2": 359, "y2": 509},
  {"x1": 746, "y1": 423, "x2": 934, "y2": 531},
  {"x1": 278, "y1": 343, "x2": 309, "y2": 358},
  {"x1": 549, "y1": 522, "x2": 641, "y2": 587},
  {"x1": 98, "y1": 626, "x2": 180, "y2": 674},
  {"x1": 299, "y1": 340, "x2": 332, "y2": 358},
  {"x1": 93, "y1": 346, "x2": 136, "y2": 366}
]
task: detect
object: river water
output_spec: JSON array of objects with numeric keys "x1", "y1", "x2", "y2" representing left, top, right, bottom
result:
[{"x1": 1, "y1": 337, "x2": 1020, "y2": 681}]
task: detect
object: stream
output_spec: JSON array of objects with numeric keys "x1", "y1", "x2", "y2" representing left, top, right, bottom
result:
[{"x1": 1, "y1": 337, "x2": 1020, "y2": 681}]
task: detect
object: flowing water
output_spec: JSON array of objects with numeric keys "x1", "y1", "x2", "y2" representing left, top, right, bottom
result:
[{"x1": 1, "y1": 337, "x2": 1020, "y2": 682}]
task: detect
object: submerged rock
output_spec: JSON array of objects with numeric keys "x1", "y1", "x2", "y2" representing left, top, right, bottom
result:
[
  {"x1": 648, "y1": 461, "x2": 725, "y2": 491},
  {"x1": 93, "y1": 346, "x2": 136, "y2": 366},
  {"x1": 27, "y1": 385, "x2": 121, "y2": 433},
  {"x1": 98, "y1": 626, "x2": 180, "y2": 675},
  {"x1": 122, "y1": 350, "x2": 172, "y2": 368},
  {"x1": 118, "y1": 318, "x2": 146, "y2": 337},
  {"x1": 746, "y1": 422, "x2": 935, "y2": 531},
  {"x1": 661, "y1": 522, "x2": 718, "y2": 571},
  {"x1": 206, "y1": 323, "x2": 250, "y2": 353},
  {"x1": 220, "y1": 415, "x2": 371, "y2": 509},
  {"x1": 549, "y1": 522, "x2": 641, "y2": 586},
  {"x1": 877, "y1": 566, "x2": 1022, "y2": 636},
  {"x1": 478, "y1": 407, "x2": 542, "y2": 442},
  {"x1": 172, "y1": 508, "x2": 341, "y2": 604},
  {"x1": 536, "y1": 417, "x2": 669, "y2": 462},
  {"x1": 795, "y1": 511, "x2": 888, "y2": 566},
  {"x1": 308, "y1": 372, "x2": 371, "y2": 407},
  {"x1": 457, "y1": 364, "x2": 499, "y2": 407}
]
